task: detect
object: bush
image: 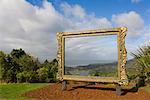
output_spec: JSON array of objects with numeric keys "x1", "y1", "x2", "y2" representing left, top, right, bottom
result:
[
  {"x1": 128, "y1": 74, "x2": 137, "y2": 82},
  {"x1": 0, "y1": 49, "x2": 58, "y2": 83},
  {"x1": 37, "y1": 67, "x2": 49, "y2": 82},
  {"x1": 132, "y1": 43, "x2": 150, "y2": 84}
]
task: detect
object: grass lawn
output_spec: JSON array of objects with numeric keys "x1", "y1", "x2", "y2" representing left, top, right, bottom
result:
[{"x1": 0, "y1": 83, "x2": 49, "y2": 100}]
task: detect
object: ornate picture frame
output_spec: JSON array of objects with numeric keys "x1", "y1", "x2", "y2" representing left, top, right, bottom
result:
[{"x1": 57, "y1": 27, "x2": 128, "y2": 86}]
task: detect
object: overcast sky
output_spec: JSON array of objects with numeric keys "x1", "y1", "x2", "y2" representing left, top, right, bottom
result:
[{"x1": 0, "y1": 0, "x2": 150, "y2": 63}]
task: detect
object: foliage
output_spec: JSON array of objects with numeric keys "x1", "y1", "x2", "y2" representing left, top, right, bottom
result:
[
  {"x1": 91, "y1": 71, "x2": 100, "y2": 76},
  {"x1": 16, "y1": 71, "x2": 38, "y2": 83},
  {"x1": 127, "y1": 74, "x2": 137, "y2": 82},
  {"x1": 37, "y1": 67, "x2": 49, "y2": 82},
  {"x1": 0, "y1": 48, "x2": 58, "y2": 83},
  {"x1": 0, "y1": 51, "x2": 7, "y2": 80},
  {"x1": 0, "y1": 52, "x2": 18, "y2": 82},
  {"x1": 90, "y1": 71, "x2": 117, "y2": 77},
  {"x1": 132, "y1": 44, "x2": 150, "y2": 82},
  {"x1": 10, "y1": 48, "x2": 26, "y2": 58},
  {"x1": 36, "y1": 59, "x2": 58, "y2": 83}
]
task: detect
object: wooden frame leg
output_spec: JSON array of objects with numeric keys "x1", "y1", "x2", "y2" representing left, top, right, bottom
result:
[
  {"x1": 116, "y1": 84, "x2": 122, "y2": 96},
  {"x1": 62, "y1": 81, "x2": 67, "y2": 91}
]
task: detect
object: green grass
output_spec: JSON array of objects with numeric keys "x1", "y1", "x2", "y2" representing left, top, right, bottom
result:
[{"x1": 0, "y1": 83, "x2": 49, "y2": 100}]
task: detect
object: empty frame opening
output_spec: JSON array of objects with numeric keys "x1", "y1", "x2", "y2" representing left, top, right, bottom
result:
[{"x1": 64, "y1": 35, "x2": 118, "y2": 77}]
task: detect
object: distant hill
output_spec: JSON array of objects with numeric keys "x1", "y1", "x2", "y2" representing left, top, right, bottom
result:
[
  {"x1": 126, "y1": 58, "x2": 139, "y2": 76},
  {"x1": 65, "y1": 59, "x2": 138, "y2": 77}
]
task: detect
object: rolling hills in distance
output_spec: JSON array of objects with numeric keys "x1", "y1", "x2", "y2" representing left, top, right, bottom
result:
[{"x1": 65, "y1": 59, "x2": 137, "y2": 77}]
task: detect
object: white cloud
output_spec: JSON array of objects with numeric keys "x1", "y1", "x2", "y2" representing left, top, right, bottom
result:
[
  {"x1": 60, "y1": 2, "x2": 112, "y2": 31},
  {"x1": 112, "y1": 11, "x2": 144, "y2": 37},
  {"x1": 60, "y1": 2, "x2": 86, "y2": 19},
  {"x1": 0, "y1": 0, "x2": 148, "y2": 64},
  {"x1": 0, "y1": 0, "x2": 112, "y2": 61},
  {"x1": 141, "y1": 26, "x2": 150, "y2": 45},
  {"x1": 131, "y1": 0, "x2": 141, "y2": 3},
  {"x1": 0, "y1": 0, "x2": 68, "y2": 61}
]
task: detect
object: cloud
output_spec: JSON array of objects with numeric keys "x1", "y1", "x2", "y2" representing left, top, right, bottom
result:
[
  {"x1": 60, "y1": 2, "x2": 112, "y2": 30},
  {"x1": 65, "y1": 36, "x2": 118, "y2": 66},
  {"x1": 112, "y1": 11, "x2": 144, "y2": 37},
  {"x1": 0, "y1": 0, "x2": 112, "y2": 61},
  {"x1": 141, "y1": 26, "x2": 150, "y2": 45},
  {"x1": 0, "y1": 0, "x2": 148, "y2": 64},
  {"x1": 60, "y1": 2, "x2": 86, "y2": 19},
  {"x1": 131, "y1": 0, "x2": 141, "y2": 3},
  {"x1": 0, "y1": 0, "x2": 68, "y2": 60}
]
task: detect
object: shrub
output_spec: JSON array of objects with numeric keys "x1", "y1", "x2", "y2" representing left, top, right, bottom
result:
[{"x1": 132, "y1": 43, "x2": 150, "y2": 83}]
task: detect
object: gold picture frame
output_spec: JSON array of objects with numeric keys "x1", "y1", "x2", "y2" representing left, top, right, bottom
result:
[{"x1": 57, "y1": 27, "x2": 128, "y2": 86}]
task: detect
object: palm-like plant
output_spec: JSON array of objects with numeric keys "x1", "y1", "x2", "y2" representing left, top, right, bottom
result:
[{"x1": 132, "y1": 43, "x2": 150, "y2": 81}]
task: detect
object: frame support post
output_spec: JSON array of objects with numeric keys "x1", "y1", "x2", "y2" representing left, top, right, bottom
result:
[
  {"x1": 62, "y1": 81, "x2": 67, "y2": 91},
  {"x1": 115, "y1": 84, "x2": 122, "y2": 96}
]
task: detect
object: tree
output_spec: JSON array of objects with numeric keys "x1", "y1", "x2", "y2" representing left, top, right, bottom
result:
[
  {"x1": 1, "y1": 48, "x2": 58, "y2": 83},
  {"x1": 16, "y1": 55, "x2": 38, "y2": 72},
  {"x1": 37, "y1": 59, "x2": 58, "y2": 82},
  {"x1": 37, "y1": 67, "x2": 49, "y2": 82},
  {"x1": 15, "y1": 54, "x2": 39, "y2": 83},
  {"x1": 16, "y1": 71, "x2": 38, "y2": 83},
  {"x1": 0, "y1": 53, "x2": 19, "y2": 82},
  {"x1": 48, "y1": 59, "x2": 58, "y2": 82},
  {"x1": 0, "y1": 51, "x2": 7, "y2": 81},
  {"x1": 8, "y1": 48, "x2": 27, "y2": 82},
  {"x1": 0, "y1": 49, "x2": 38, "y2": 83},
  {"x1": 10, "y1": 48, "x2": 26, "y2": 58}
]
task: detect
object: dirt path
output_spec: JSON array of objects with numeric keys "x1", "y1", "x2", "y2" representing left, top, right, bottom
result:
[{"x1": 23, "y1": 83, "x2": 150, "y2": 100}]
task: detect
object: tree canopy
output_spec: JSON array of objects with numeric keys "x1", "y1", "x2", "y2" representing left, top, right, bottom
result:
[{"x1": 0, "y1": 49, "x2": 58, "y2": 83}]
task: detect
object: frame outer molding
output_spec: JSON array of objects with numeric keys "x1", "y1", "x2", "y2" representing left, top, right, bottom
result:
[
  {"x1": 57, "y1": 32, "x2": 63, "y2": 81},
  {"x1": 118, "y1": 27, "x2": 128, "y2": 85},
  {"x1": 57, "y1": 27, "x2": 129, "y2": 85}
]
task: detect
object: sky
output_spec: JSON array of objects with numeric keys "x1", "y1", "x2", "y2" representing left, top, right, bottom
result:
[
  {"x1": 65, "y1": 35, "x2": 118, "y2": 66},
  {"x1": 0, "y1": 0, "x2": 150, "y2": 64}
]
